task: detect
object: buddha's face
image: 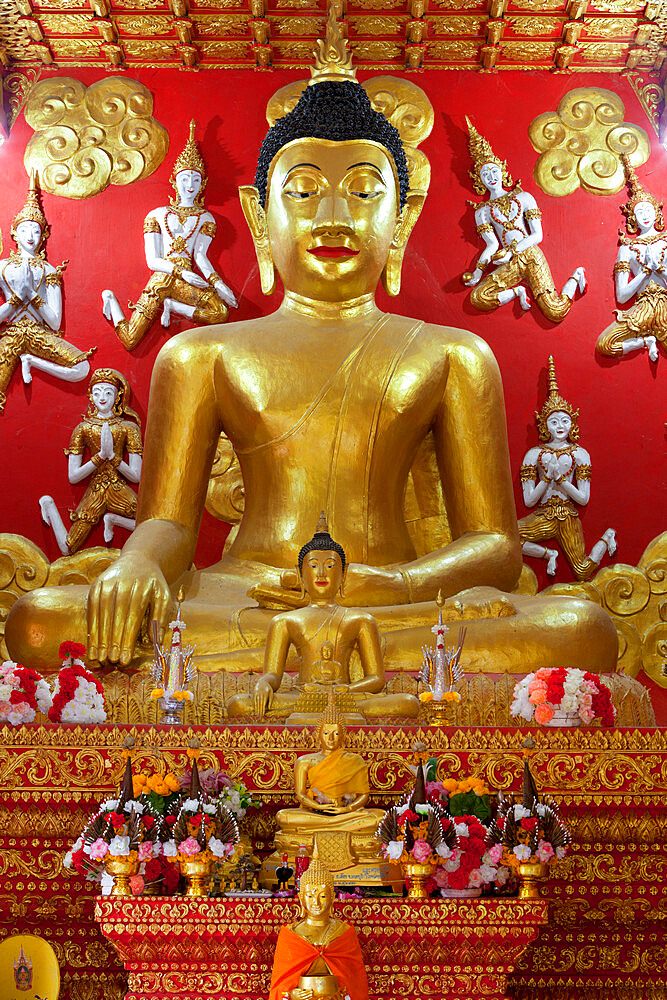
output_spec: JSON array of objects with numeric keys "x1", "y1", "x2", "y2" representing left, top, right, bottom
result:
[
  {"x1": 546, "y1": 410, "x2": 571, "y2": 443},
  {"x1": 634, "y1": 199, "x2": 656, "y2": 230},
  {"x1": 14, "y1": 220, "x2": 43, "y2": 254},
  {"x1": 91, "y1": 381, "x2": 118, "y2": 417},
  {"x1": 301, "y1": 549, "x2": 344, "y2": 602},
  {"x1": 301, "y1": 879, "x2": 333, "y2": 918},
  {"x1": 265, "y1": 138, "x2": 400, "y2": 301},
  {"x1": 175, "y1": 169, "x2": 202, "y2": 205},
  {"x1": 320, "y1": 722, "x2": 343, "y2": 751}
]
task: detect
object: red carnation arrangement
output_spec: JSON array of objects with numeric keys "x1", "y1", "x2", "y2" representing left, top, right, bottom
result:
[
  {"x1": 48, "y1": 643, "x2": 107, "y2": 724},
  {"x1": 0, "y1": 661, "x2": 52, "y2": 726}
]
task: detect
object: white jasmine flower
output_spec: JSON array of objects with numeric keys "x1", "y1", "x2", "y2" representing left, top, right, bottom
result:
[
  {"x1": 109, "y1": 835, "x2": 130, "y2": 856},
  {"x1": 385, "y1": 841, "x2": 404, "y2": 860}
]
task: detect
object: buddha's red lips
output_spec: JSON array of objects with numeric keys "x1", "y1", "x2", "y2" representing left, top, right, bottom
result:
[{"x1": 308, "y1": 246, "x2": 359, "y2": 259}]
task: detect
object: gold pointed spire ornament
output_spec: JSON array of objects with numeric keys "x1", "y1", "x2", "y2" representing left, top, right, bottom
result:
[
  {"x1": 535, "y1": 356, "x2": 579, "y2": 442},
  {"x1": 315, "y1": 510, "x2": 329, "y2": 534},
  {"x1": 620, "y1": 153, "x2": 663, "y2": 236},
  {"x1": 318, "y1": 683, "x2": 347, "y2": 738},
  {"x1": 309, "y1": 7, "x2": 357, "y2": 86},
  {"x1": 170, "y1": 119, "x2": 207, "y2": 205},
  {"x1": 466, "y1": 116, "x2": 514, "y2": 198},
  {"x1": 11, "y1": 170, "x2": 49, "y2": 248}
]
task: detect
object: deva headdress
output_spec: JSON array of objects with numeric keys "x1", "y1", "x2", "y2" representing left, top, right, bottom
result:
[
  {"x1": 11, "y1": 171, "x2": 49, "y2": 249},
  {"x1": 466, "y1": 117, "x2": 515, "y2": 198},
  {"x1": 620, "y1": 154, "x2": 663, "y2": 236},
  {"x1": 535, "y1": 356, "x2": 579, "y2": 443},
  {"x1": 170, "y1": 120, "x2": 207, "y2": 207},
  {"x1": 88, "y1": 367, "x2": 141, "y2": 427}
]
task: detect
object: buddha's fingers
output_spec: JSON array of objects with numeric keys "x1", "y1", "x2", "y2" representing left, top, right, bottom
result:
[
  {"x1": 96, "y1": 579, "x2": 120, "y2": 664},
  {"x1": 117, "y1": 580, "x2": 140, "y2": 666}
]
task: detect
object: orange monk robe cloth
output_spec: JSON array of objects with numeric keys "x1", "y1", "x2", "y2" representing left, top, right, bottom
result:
[
  {"x1": 306, "y1": 749, "x2": 369, "y2": 802},
  {"x1": 269, "y1": 923, "x2": 369, "y2": 1000}
]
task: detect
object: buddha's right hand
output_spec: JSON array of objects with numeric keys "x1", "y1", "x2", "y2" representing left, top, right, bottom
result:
[
  {"x1": 289, "y1": 990, "x2": 314, "y2": 1000},
  {"x1": 87, "y1": 555, "x2": 171, "y2": 665},
  {"x1": 253, "y1": 677, "x2": 274, "y2": 716}
]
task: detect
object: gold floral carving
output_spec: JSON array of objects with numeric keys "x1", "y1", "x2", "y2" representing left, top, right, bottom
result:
[
  {"x1": 23, "y1": 76, "x2": 169, "y2": 200},
  {"x1": 48, "y1": 38, "x2": 99, "y2": 59},
  {"x1": 197, "y1": 39, "x2": 249, "y2": 58},
  {"x1": 589, "y1": 0, "x2": 644, "y2": 10},
  {"x1": 349, "y1": 14, "x2": 406, "y2": 34},
  {"x1": 272, "y1": 15, "x2": 325, "y2": 34},
  {"x1": 626, "y1": 71, "x2": 663, "y2": 137},
  {"x1": 3, "y1": 68, "x2": 42, "y2": 131},
  {"x1": 511, "y1": 0, "x2": 566, "y2": 9},
  {"x1": 430, "y1": 0, "x2": 486, "y2": 7},
  {"x1": 0, "y1": 0, "x2": 40, "y2": 62},
  {"x1": 428, "y1": 38, "x2": 481, "y2": 58},
  {"x1": 507, "y1": 15, "x2": 565, "y2": 32},
  {"x1": 542, "y1": 531, "x2": 667, "y2": 686},
  {"x1": 190, "y1": 14, "x2": 250, "y2": 35},
  {"x1": 349, "y1": 39, "x2": 403, "y2": 59},
  {"x1": 502, "y1": 40, "x2": 557, "y2": 60},
  {"x1": 582, "y1": 14, "x2": 639, "y2": 34},
  {"x1": 122, "y1": 38, "x2": 175, "y2": 58},
  {"x1": 114, "y1": 14, "x2": 173, "y2": 34},
  {"x1": 354, "y1": 0, "x2": 407, "y2": 8},
  {"x1": 37, "y1": 13, "x2": 95, "y2": 33},
  {"x1": 580, "y1": 40, "x2": 627, "y2": 59},
  {"x1": 430, "y1": 15, "x2": 486, "y2": 33},
  {"x1": 529, "y1": 87, "x2": 650, "y2": 197},
  {"x1": 273, "y1": 39, "x2": 319, "y2": 59}
]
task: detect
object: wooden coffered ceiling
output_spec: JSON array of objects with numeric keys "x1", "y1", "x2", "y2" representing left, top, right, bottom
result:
[{"x1": 1, "y1": 0, "x2": 667, "y2": 72}]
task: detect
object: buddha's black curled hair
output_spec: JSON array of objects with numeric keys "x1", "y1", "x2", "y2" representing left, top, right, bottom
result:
[
  {"x1": 255, "y1": 81, "x2": 410, "y2": 210},
  {"x1": 298, "y1": 530, "x2": 347, "y2": 573}
]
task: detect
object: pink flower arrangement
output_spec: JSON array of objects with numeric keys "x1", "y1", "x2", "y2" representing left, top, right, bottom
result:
[
  {"x1": 178, "y1": 836, "x2": 202, "y2": 857},
  {"x1": 511, "y1": 668, "x2": 616, "y2": 727},
  {"x1": 0, "y1": 661, "x2": 52, "y2": 726},
  {"x1": 412, "y1": 839, "x2": 433, "y2": 864},
  {"x1": 138, "y1": 840, "x2": 154, "y2": 862}
]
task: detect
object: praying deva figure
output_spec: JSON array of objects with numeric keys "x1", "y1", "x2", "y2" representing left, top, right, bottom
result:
[
  {"x1": 227, "y1": 514, "x2": 419, "y2": 718},
  {"x1": 0, "y1": 172, "x2": 93, "y2": 414},
  {"x1": 102, "y1": 121, "x2": 237, "y2": 351},
  {"x1": 519, "y1": 357, "x2": 616, "y2": 580},
  {"x1": 596, "y1": 155, "x2": 666, "y2": 364},
  {"x1": 6, "y1": 13, "x2": 617, "y2": 689}
]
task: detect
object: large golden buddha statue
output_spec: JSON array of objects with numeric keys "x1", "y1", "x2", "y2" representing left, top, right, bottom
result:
[{"x1": 5, "y1": 13, "x2": 617, "y2": 682}]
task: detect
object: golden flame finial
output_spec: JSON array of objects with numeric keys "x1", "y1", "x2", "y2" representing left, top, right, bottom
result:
[
  {"x1": 315, "y1": 510, "x2": 329, "y2": 534},
  {"x1": 309, "y1": 7, "x2": 357, "y2": 86},
  {"x1": 547, "y1": 355, "x2": 558, "y2": 399},
  {"x1": 170, "y1": 119, "x2": 207, "y2": 196},
  {"x1": 466, "y1": 116, "x2": 514, "y2": 197}
]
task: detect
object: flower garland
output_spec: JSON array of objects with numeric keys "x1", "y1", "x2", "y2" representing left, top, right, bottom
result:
[
  {"x1": 511, "y1": 667, "x2": 616, "y2": 726},
  {"x1": 0, "y1": 661, "x2": 52, "y2": 726},
  {"x1": 48, "y1": 642, "x2": 106, "y2": 724}
]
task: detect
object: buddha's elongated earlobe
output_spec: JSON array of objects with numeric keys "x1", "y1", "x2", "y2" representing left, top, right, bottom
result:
[
  {"x1": 338, "y1": 565, "x2": 348, "y2": 599},
  {"x1": 297, "y1": 564, "x2": 306, "y2": 601},
  {"x1": 239, "y1": 185, "x2": 277, "y2": 296},
  {"x1": 382, "y1": 190, "x2": 427, "y2": 297}
]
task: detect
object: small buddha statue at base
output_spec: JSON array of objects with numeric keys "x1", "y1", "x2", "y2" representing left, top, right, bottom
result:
[
  {"x1": 269, "y1": 859, "x2": 368, "y2": 1000},
  {"x1": 226, "y1": 514, "x2": 419, "y2": 722},
  {"x1": 261, "y1": 690, "x2": 400, "y2": 892}
]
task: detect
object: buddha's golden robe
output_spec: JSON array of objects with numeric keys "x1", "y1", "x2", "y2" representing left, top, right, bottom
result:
[{"x1": 306, "y1": 749, "x2": 370, "y2": 803}]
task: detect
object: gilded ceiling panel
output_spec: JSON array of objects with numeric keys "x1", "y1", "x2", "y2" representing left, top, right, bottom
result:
[{"x1": 0, "y1": 0, "x2": 664, "y2": 74}]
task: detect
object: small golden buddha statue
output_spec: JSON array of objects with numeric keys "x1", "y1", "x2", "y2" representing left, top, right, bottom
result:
[
  {"x1": 6, "y1": 12, "x2": 617, "y2": 695},
  {"x1": 269, "y1": 859, "x2": 368, "y2": 1000},
  {"x1": 227, "y1": 515, "x2": 419, "y2": 721},
  {"x1": 262, "y1": 690, "x2": 396, "y2": 890}
]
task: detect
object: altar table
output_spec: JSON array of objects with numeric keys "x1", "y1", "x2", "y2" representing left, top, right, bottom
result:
[{"x1": 95, "y1": 895, "x2": 549, "y2": 1000}]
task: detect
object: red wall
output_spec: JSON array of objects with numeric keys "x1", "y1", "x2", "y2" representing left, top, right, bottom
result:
[{"x1": 0, "y1": 69, "x2": 664, "y2": 630}]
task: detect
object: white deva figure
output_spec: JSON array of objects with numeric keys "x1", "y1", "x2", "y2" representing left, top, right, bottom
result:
[
  {"x1": 102, "y1": 120, "x2": 237, "y2": 351},
  {"x1": 463, "y1": 119, "x2": 586, "y2": 322},
  {"x1": 0, "y1": 172, "x2": 93, "y2": 414},
  {"x1": 597, "y1": 156, "x2": 667, "y2": 363},
  {"x1": 518, "y1": 357, "x2": 616, "y2": 580}
]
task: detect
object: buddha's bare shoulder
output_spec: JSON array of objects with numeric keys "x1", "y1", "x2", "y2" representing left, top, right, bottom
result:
[{"x1": 401, "y1": 317, "x2": 500, "y2": 370}]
